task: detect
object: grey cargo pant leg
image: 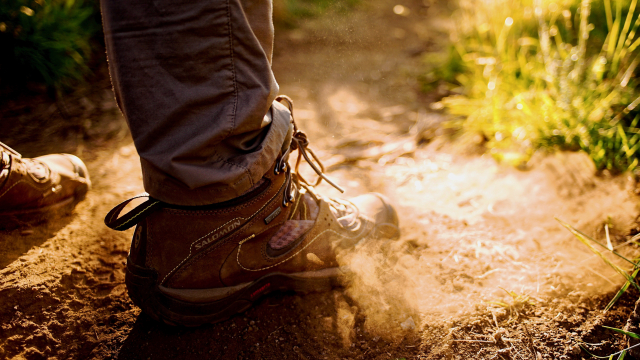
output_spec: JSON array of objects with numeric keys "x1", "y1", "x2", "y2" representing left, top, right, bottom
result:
[{"x1": 100, "y1": 0, "x2": 291, "y2": 206}]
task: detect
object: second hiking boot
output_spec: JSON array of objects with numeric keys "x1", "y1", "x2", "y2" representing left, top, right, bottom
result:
[{"x1": 0, "y1": 142, "x2": 91, "y2": 230}]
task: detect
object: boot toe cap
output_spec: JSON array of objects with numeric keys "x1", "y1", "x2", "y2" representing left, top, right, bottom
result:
[
  {"x1": 349, "y1": 193, "x2": 400, "y2": 239},
  {"x1": 64, "y1": 154, "x2": 91, "y2": 199}
]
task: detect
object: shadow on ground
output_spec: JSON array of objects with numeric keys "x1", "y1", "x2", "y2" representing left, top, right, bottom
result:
[{"x1": 0, "y1": 216, "x2": 74, "y2": 268}]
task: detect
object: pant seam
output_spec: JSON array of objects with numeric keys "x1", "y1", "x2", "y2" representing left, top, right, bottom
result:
[
  {"x1": 226, "y1": 0, "x2": 238, "y2": 131},
  {"x1": 226, "y1": 0, "x2": 253, "y2": 187}
]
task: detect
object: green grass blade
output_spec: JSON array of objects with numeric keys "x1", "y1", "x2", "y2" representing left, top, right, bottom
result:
[
  {"x1": 611, "y1": 1, "x2": 622, "y2": 55},
  {"x1": 606, "y1": 0, "x2": 614, "y2": 31},
  {"x1": 631, "y1": 114, "x2": 640, "y2": 128},
  {"x1": 614, "y1": 0, "x2": 638, "y2": 66},
  {"x1": 580, "y1": 343, "x2": 622, "y2": 359},
  {"x1": 610, "y1": 0, "x2": 623, "y2": 72},
  {"x1": 605, "y1": 275, "x2": 634, "y2": 311},
  {"x1": 629, "y1": 36, "x2": 640, "y2": 52},
  {"x1": 556, "y1": 218, "x2": 640, "y2": 291},
  {"x1": 556, "y1": 218, "x2": 639, "y2": 266},
  {"x1": 603, "y1": 326, "x2": 640, "y2": 339}
]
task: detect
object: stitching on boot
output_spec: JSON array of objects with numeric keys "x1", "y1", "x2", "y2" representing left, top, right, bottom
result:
[
  {"x1": 167, "y1": 186, "x2": 285, "y2": 284},
  {"x1": 287, "y1": 193, "x2": 302, "y2": 220},
  {"x1": 161, "y1": 179, "x2": 287, "y2": 285},
  {"x1": 161, "y1": 217, "x2": 248, "y2": 284},
  {"x1": 0, "y1": 180, "x2": 49, "y2": 200}
]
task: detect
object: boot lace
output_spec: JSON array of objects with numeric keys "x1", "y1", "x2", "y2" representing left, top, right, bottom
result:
[
  {"x1": 0, "y1": 141, "x2": 21, "y2": 184},
  {"x1": 275, "y1": 96, "x2": 345, "y2": 208},
  {"x1": 0, "y1": 141, "x2": 22, "y2": 161}
]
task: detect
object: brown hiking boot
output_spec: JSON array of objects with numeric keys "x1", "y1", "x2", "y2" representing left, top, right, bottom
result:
[
  {"x1": 105, "y1": 98, "x2": 400, "y2": 326},
  {"x1": 0, "y1": 142, "x2": 91, "y2": 230}
]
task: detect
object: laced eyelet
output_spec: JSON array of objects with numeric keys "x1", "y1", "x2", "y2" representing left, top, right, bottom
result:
[
  {"x1": 274, "y1": 163, "x2": 281, "y2": 175},
  {"x1": 282, "y1": 190, "x2": 296, "y2": 207}
]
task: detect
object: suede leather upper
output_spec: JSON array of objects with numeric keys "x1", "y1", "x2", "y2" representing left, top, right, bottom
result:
[
  {"x1": 129, "y1": 160, "x2": 389, "y2": 290},
  {"x1": 0, "y1": 151, "x2": 90, "y2": 213}
]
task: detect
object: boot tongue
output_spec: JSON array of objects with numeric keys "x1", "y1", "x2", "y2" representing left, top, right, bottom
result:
[{"x1": 301, "y1": 190, "x2": 358, "y2": 230}]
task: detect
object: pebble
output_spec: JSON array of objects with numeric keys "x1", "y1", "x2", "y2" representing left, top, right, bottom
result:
[
  {"x1": 400, "y1": 316, "x2": 416, "y2": 330},
  {"x1": 570, "y1": 345, "x2": 581, "y2": 355}
]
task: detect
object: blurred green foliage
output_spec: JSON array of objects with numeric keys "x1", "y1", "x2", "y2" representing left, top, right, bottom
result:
[
  {"x1": 0, "y1": 0, "x2": 100, "y2": 89},
  {"x1": 436, "y1": 0, "x2": 640, "y2": 173},
  {"x1": 0, "y1": 0, "x2": 353, "y2": 89},
  {"x1": 274, "y1": 0, "x2": 359, "y2": 27}
]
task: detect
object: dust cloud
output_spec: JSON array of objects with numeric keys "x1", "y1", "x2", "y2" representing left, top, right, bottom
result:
[{"x1": 331, "y1": 150, "x2": 640, "y2": 336}]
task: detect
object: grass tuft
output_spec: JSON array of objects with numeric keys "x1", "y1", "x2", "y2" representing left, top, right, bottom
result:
[
  {"x1": 0, "y1": 0, "x2": 100, "y2": 89},
  {"x1": 438, "y1": 0, "x2": 640, "y2": 173},
  {"x1": 487, "y1": 288, "x2": 535, "y2": 321}
]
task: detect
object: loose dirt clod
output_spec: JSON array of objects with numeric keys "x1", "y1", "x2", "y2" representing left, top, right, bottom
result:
[{"x1": 400, "y1": 316, "x2": 416, "y2": 330}]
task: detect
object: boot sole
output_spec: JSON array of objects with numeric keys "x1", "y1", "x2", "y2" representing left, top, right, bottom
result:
[
  {"x1": 125, "y1": 257, "x2": 344, "y2": 327},
  {"x1": 0, "y1": 183, "x2": 89, "y2": 230}
]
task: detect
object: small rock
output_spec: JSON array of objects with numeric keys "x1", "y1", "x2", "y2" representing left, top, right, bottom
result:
[
  {"x1": 119, "y1": 146, "x2": 134, "y2": 157},
  {"x1": 571, "y1": 345, "x2": 581, "y2": 355},
  {"x1": 493, "y1": 328, "x2": 507, "y2": 343},
  {"x1": 400, "y1": 316, "x2": 416, "y2": 330}
]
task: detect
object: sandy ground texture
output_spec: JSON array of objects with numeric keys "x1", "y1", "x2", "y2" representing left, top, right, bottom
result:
[{"x1": 3, "y1": 0, "x2": 640, "y2": 359}]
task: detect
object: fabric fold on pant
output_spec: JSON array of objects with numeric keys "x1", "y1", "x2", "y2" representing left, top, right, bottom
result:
[
  {"x1": 101, "y1": 0, "x2": 287, "y2": 205},
  {"x1": 141, "y1": 101, "x2": 291, "y2": 205}
]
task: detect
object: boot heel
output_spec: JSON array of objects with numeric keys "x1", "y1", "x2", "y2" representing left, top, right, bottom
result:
[{"x1": 124, "y1": 258, "x2": 169, "y2": 324}]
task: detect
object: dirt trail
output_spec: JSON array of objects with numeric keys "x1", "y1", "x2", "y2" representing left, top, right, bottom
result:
[{"x1": 2, "y1": 1, "x2": 640, "y2": 359}]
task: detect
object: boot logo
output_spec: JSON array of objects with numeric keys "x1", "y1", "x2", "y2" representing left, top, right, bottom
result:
[
  {"x1": 264, "y1": 207, "x2": 281, "y2": 224},
  {"x1": 194, "y1": 219, "x2": 242, "y2": 250},
  {"x1": 161, "y1": 180, "x2": 288, "y2": 285}
]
